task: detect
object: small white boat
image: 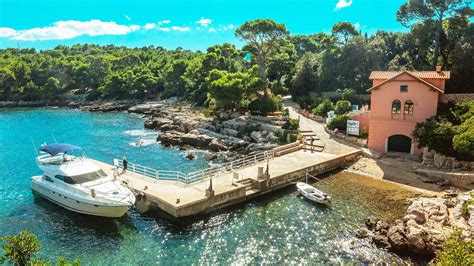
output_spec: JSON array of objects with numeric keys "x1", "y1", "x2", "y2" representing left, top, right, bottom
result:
[
  {"x1": 32, "y1": 143, "x2": 135, "y2": 218},
  {"x1": 296, "y1": 182, "x2": 331, "y2": 205}
]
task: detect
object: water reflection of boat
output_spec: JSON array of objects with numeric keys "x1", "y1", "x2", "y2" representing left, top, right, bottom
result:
[{"x1": 31, "y1": 143, "x2": 135, "y2": 218}]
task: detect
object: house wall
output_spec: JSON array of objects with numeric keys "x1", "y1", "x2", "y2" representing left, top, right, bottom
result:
[
  {"x1": 368, "y1": 73, "x2": 441, "y2": 156},
  {"x1": 350, "y1": 110, "x2": 370, "y2": 133}
]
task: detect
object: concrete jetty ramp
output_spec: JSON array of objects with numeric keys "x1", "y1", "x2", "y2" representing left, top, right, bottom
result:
[{"x1": 92, "y1": 146, "x2": 360, "y2": 218}]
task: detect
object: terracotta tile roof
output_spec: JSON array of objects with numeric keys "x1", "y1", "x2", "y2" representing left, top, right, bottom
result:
[
  {"x1": 367, "y1": 71, "x2": 445, "y2": 93},
  {"x1": 369, "y1": 71, "x2": 450, "y2": 80}
]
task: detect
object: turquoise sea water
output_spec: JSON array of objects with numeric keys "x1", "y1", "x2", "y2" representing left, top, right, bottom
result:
[{"x1": 0, "y1": 108, "x2": 408, "y2": 264}]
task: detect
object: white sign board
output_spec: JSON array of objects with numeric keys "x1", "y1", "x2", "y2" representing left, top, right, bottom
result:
[
  {"x1": 326, "y1": 111, "x2": 335, "y2": 124},
  {"x1": 346, "y1": 120, "x2": 360, "y2": 136}
]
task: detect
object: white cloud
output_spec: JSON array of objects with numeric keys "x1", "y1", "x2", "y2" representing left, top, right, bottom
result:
[
  {"x1": 144, "y1": 23, "x2": 156, "y2": 30},
  {"x1": 196, "y1": 18, "x2": 212, "y2": 27},
  {"x1": 158, "y1": 27, "x2": 171, "y2": 32},
  {"x1": 124, "y1": 15, "x2": 131, "y2": 21},
  {"x1": 0, "y1": 27, "x2": 17, "y2": 37},
  {"x1": 335, "y1": 0, "x2": 352, "y2": 10},
  {"x1": 171, "y1": 26, "x2": 190, "y2": 32},
  {"x1": 223, "y1": 24, "x2": 235, "y2": 31},
  {"x1": 9, "y1": 20, "x2": 140, "y2": 41},
  {"x1": 354, "y1": 22, "x2": 360, "y2": 30},
  {"x1": 158, "y1": 20, "x2": 171, "y2": 25},
  {"x1": 208, "y1": 28, "x2": 216, "y2": 32}
]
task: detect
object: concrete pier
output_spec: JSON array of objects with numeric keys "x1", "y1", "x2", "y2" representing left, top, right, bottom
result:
[{"x1": 93, "y1": 148, "x2": 360, "y2": 218}]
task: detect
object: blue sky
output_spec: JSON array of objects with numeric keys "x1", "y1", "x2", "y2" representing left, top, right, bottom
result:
[{"x1": 0, "y1": 0, "x2": 408, "y2": 51}]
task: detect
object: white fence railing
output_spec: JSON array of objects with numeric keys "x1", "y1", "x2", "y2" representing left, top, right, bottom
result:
[{"x1": 117, "y1": 150, "x2": 274, "y2": 184}]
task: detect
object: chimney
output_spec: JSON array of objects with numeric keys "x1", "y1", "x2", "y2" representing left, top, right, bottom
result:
[{"x1": 436, "y1": 66, "x2": 442, "y2": 73}]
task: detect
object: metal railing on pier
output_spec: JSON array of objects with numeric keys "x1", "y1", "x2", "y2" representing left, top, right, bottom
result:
[{"x1": 117, "y1": 150, "x2": 274, "y2": 184}]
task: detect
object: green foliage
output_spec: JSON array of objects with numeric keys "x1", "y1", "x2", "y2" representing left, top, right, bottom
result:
[
  {"x1": 453, "y1": 116, "x2": 474, "y2": 157},
  {"x1": 236, "y1": 19, "x2": 289, "y2": 94},
  {"x1": 282, "y1": 118, "x2": 300, "y2": 130},
  {"x1": 207, "y1": 69, "x2": 264, "y2": 111},
  {"x1": 331, "y1": 22, "x2": 359, "y2": 44},
  {"x1": 0, "y1": 14, "x2": 473, "y2": 104},
  {"x1": 413, "y1": 100, "x2": 474, "y2": 160},
  {"x1": 312, "y1": 98, "x2": 334, "y2": 117},
  {"x1": 396, "y1": 0, "x2": 471, "y2": 67},
  {"x1": 1, "y1": 231, "x2": 80, "y2": 266},
  {"x1": 328, "y1": 115, "x2": 351, "y2": 131},
  {"x1": 278, "y1": 130, "x2": 299, "y2": 143},
  {"x1": 334, "y1": 100, "x2": 352, "y2": 115},
  {"x1": 431, "y1": 228, "x2": 474, "y2": 266},
  {"x1": 248, "y1": 95, "x2": 282, "y2": 115},
  {"x1": 359, "y1": 127, "x2": 368, "y2": 139},
  {"x1": 1, "y1": 230, "x2": 41, "y2": 265},
  {"x1": 290, "y1": 52, "x2": 320, "y2": 97},
  {"x1": 461, "y1": 199, "x2": 474, "y2": 218},
  {"x1": 453, "y1": 100, "x2": 474, "y2": 124},
  {"x1": 412, "y1": 118, "x2": 456, "y2": 156}
]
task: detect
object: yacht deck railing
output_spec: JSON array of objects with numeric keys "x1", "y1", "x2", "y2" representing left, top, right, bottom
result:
[{"x1": 117, "y1": 150, "x2": 274, "y2": 184}]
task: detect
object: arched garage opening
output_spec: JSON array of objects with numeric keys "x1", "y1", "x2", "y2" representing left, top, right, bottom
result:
[{"x1": 387, "y1": 135, "x2": 412, "y2": 153}]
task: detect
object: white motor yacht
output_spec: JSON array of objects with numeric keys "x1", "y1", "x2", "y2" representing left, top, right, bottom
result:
[{"x1": 31, "y1": 143, "x2": 135, "y2": 218}]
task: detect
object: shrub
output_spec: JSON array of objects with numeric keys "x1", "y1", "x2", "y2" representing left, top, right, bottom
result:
[
  {"x1": 311, "y1": 98, "x2": 333, "y2": 117},
  {"x1": 431, "y1": 228, "x2": 474, "y2": 265},
  {"x1": 412, "y1": 118, "x2": 456, "y2": 157},
  {"x1": 1, "y1": 230, "x2": 41, "y2": 265},
  {"x1": 1, "y1": 231, "x2": 80, "y2": 266},
  {"x1": 461, "y1": 199, "x2": 474, "y2": 218},
  {"x1": 278, "y1": 130, "x2": 300, "y2": 143},
  {"x1": 328, "y1": 115, "x2": 350, "y2": 131},
  {"x1": 359, "y1": 128, "x2": 368, "y2": 139},
  {"x1": 282, "y1": 118, "x2": 299, "y2": 130},
  {"x1": 289, "y1": 133, "x2": 299, "y2": 142},
  {"x1": 334, "y1": 100, "x2": 352, "y2": 115},
  {"x1": 248, "y1": 95, "x2": 282, "y2": 115},
  {"x1": 282, "y1": 108, "x2": 290, "y2": 116},
  {"x1": 453, "y1": 116, "x2": 474, "y2": 158},
  {"x1": 341, "y1": 88, "x2": 358, "y2": 103}
]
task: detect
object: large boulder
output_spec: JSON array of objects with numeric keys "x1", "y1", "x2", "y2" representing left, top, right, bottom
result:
[
  {"x1": 156, "y1": 130, "x2": 183, "y2": 146},
  {"x1": 208, "y1": 139, "x2": 229, "y2": 152},
  {"x1": 221, "y1": 128, "x2": 239, "y2": 137},
  {"x1": 144, "y1": 117, "x2": 172, "y2": 129},
  {"x1": 128, "y1": 103, "x2": 162, "y2": 114},
  {"x1": 250, "y1": 131, "x2": 264, "y2": 143},
  {"x1": 180, "y1": 133, "x2": 213, "y2": 148}
]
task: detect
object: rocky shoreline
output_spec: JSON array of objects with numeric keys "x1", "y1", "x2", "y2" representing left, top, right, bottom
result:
[
  {"x1": 137, "y1": 103, "x2": 288, "y2": 161},
  {"x1": 357, "y1": 190, "x2": 474, "y2": 260}
]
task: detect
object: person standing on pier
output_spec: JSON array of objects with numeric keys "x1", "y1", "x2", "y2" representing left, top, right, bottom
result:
[{"x1": 122, "y1": 157, "x2": 128, "y2": 174}]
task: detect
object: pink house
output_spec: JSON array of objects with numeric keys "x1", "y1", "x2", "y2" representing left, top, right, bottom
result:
[{"x1": 364, "y1": 68, "x2": 450, "y2": 156}]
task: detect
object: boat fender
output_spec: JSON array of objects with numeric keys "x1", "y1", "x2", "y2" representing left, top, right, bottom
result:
[
  {"x1": 136, "y1": 192, "x2": 145, "y2": 201},
  {"x1": 91, "y1": 188, "x2": 96, "y2": 198}
]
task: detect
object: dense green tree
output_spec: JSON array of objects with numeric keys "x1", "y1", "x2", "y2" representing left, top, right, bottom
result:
[
  {"x1": 1, "y1": 230, "x2": 41, "y2": 265},
  {"x1": 312, "y1": 98, "x2": 334, "y2": 117},
  {"x1": 334, "y1": 100, "x2": 352, "y2": 115},
  {"x1": 235, "y1": 19, "x2": 289, "y2": 95},
  {"x1": 396, "y1": 0, "x2": 472, "y2": 68},
  {"x1": 206, "y1": 69, "x2": 263, "y2": 111},
  {"x1": 291, "y1": 52, "x2": 320, "y2": 97},
  {"x1": 331, "y1": 22, "x2": 359, "y2": 44}
]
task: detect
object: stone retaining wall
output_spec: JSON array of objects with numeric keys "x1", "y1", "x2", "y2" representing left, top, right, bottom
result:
[
  {"x1": 324, "y1": 126, "x2": 368, "y2": 147},
  {"x1": 439, "y1": 93, "x2": 474, "y2": 103}
]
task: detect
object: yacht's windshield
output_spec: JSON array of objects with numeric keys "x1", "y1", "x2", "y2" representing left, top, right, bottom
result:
[{"x1": 61, "y1": 170, "x2": 108, "y2": 184}]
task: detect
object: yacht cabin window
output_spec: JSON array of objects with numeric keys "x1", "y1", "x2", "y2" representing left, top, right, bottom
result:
[{"x1": 62, "y1": 170, "x2": 108, "y2": 184}]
